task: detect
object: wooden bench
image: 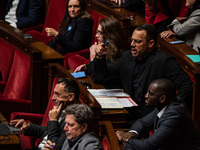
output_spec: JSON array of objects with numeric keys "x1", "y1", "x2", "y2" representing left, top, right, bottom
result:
[{"x1": 157, "y1": 36, "x2": 200, "y2": 128}]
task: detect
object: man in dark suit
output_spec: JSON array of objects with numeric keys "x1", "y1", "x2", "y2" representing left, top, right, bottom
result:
[
  {"x1": 10, "y1": 78, "x2": 80, "y2": 150},
  {"x1": 92, "y1": 24, "x2": 192, "y2": 123},
  {"x1": 116, "y1": 79, "x2": 200, "y2": 150},
  {"x1": 4, "y1": 0, "x2": 44, "y2": 29}
]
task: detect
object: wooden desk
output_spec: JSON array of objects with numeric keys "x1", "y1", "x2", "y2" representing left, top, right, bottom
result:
[
  {"x1": 0, "y1": 113, "x2": 20, "y2": 150},
  {"x1": 157, "y1": 36, "x2": 200, "y2": 128},
  {"x1": 68, "y1": 70, "x2": 129, "y2": 129}
]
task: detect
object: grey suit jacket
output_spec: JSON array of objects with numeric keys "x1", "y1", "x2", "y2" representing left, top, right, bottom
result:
[
  {"x1": 125, "y1": 101, "x2": 200, "y2": 150},
  {"x1": 61, "y1": 131, "x2": 103, "y2": 150},
  {"x1": 168, "y1": 9, "x2": 200, "y2": 52}
]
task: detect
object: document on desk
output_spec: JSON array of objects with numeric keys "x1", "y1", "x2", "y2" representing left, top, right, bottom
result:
[
  {"x1": 88, "y1": 89, "x2": 130, "y2": 97},
  {"x1": 88, "y1": 89, "x2": 138, "y2": 109},
  {"x1": 95, "y1": 97, "x2": 123, "y2": 109}
]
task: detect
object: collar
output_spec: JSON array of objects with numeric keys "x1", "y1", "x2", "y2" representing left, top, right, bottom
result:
[{"x1": 157, "y1": 106, "x2": 167, "y2": 118}]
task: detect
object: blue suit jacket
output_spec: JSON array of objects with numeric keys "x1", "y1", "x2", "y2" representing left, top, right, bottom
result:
[
  {"x1": 5, "y1": 0, "x2": 44, "y2": 29},
  {"x1": 125, "y1": 101, "x2": 200, "y2": 150}
]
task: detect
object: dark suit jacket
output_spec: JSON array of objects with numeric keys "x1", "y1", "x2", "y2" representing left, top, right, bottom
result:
[
  {"x1": 5, "y1": 0, "x2": 44, "y2": 29},
  {"x1": 93, "y1": 49, "x2": 192, "y2": 119},
  {"x1": 125, "y1": 101, "x2": 200, "y2": 150},
  {"x1": 47, "y1": 17, "x2": 93, "y2": 55},
  {"x1": 24, "y1": 119, "x2": 66, "y2": 150}
]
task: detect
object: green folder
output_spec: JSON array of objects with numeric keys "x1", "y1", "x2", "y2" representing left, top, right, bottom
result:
[{"x1": 186, "y1": 55, "x2": 200, "y2": 63}]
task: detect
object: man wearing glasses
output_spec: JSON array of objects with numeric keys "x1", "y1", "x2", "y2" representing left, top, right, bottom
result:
[{"x1": 92, "y1": 24, "x2": 192, "y2": 124}]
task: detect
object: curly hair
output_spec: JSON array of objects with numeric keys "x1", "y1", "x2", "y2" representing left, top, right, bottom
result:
[{"x1": 64, "y1": 104, "x2": 94, "y2": 129}]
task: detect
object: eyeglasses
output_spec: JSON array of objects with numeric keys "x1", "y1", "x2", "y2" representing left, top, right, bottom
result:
[
  {"x1": 96, "y1": 30, "x2": 103, "y2": 35},
  {"x1": 128, "y1": 38, "x2": 142, "y2": 44}
]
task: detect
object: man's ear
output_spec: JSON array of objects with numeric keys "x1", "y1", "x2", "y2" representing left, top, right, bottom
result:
[
  {"x1": 148, "y1": 39, "x2": 155, "y2": 48},
  {"x1": 81, "y1": 123, "x2": 88, "y2": 133},
  {"x1": 160, "y1": 95, "x2": 166, "y2": 103},
  {"x1": 69, "y1": 93, "x2": 75, "y2": 101}
]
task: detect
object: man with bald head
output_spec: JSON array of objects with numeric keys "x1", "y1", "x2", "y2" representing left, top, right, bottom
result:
[{"x1": 116, "y1": 79, "x2": 200, "y2": 150}]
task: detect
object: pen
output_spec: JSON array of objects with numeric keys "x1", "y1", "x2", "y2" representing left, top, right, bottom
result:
[
  {"x1": 51, "y1": 145, "x2": 55, "y2": 148},
  {"x1": 103, "y1": 41, "x2": 109, "y2": 47}
]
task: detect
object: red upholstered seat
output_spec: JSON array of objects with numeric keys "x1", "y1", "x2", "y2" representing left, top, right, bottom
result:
[
  {"x1": 10, "y1": 78, "x2": 58, "y2": 150},
  {"x1": 3, "y1": 50, "x2": 30, "y2": 99},
  {"x1": 102, "y1": 137, "x2": 110, "y2": 150},
  {"x1": 0, "y1": 44, "x2": 31, "y2": 120},
  {"x1": 0, "y1": 39, "x2": 16, "y2": 93}
]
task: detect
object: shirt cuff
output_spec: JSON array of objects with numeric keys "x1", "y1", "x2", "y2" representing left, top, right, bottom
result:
[{"x1": 129, "y1": 130, "x2": 138, "y2": 136}]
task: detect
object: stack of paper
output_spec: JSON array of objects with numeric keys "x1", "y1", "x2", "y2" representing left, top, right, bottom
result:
[{"x1": 88, "y1": 89, "x2": 138, "y2": 109}]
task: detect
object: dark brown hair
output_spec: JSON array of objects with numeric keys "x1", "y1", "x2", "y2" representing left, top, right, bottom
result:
[
  {"x1": 59, "y1": 0, "x2": 93, "y2": 33},
  {"x1": 100, "y1": 17, "x2": 124, "y2": 62}
]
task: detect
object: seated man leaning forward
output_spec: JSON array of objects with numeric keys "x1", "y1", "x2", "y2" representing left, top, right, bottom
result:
[
  {"x1": 43, "y1": 104, "x2": 103, "y2": 150},
  {"x1": 116, "y1": 79, "x2": 200, "y2": 150},
  {"x1": 10, "y1": 78, "x2": 80, "y2": 150}
]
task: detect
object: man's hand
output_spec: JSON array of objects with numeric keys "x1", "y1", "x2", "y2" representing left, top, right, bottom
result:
[
  {"x1": 10, "y1": 119, "x2": 30, "y2": 131},
  {"x1": 43, "y1": 140, "x2": 56, "y2": 150},
  {"x1": 160, "y1": 30, "x2": 175, "y2": 38},
  {"x1": 116, "y1": 130, "x2": 137, "y2": 144},
  {"x1": 49, "y1": 103, "x2": 63, "y2": 121}
]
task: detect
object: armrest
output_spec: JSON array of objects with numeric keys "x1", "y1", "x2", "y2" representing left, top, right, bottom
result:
[
  {"x1": 99, "y1": 121, "x2": 121, "y2": 150},
  {"x1": 10, "y1": 112, "x2": 44, "y2": 125},
  {"x1": 26, "y1": 30, "x2": 53, "y2": 44}
]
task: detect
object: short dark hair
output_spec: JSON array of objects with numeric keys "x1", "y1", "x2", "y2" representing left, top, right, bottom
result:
[
  {"x1": 57, "y1": 78, "x2": 80, "y2": 100},
  {"x1": 151, "y1": 78, "x2": 176, "y2": 100},
  {"x1": 136, "y1": 24, "x2": 158, "y2": 44},
  {"x1": 64, "y1": 104, "x2": 94, "y2": 129}
]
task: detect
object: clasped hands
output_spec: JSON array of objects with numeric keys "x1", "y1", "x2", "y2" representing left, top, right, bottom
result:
[{"x1": 115, "y1": 130, "x2": 137, "y2": 144}]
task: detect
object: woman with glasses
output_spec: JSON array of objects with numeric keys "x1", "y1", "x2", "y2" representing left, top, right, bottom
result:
[
  {"x1": 45, "y1": 0, "x2": 93, "y2": 55},
  {"x1": 74, "y1": 17, "x2": 124, "y2": 88}
]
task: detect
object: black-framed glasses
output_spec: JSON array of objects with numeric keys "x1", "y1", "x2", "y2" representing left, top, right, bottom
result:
[{"x1": 128, "y1": 37, "x2": 142, "y2": 44}]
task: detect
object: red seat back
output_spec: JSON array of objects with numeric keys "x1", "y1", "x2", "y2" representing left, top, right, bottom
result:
[
  {"x1": 3, "y1": 50, "x2": 30, "y2": 100},
  {"x1": 102, "y1": 137, "x2": 110, "y2": 150},
  {"x1": 41, "y1": 77, "x2": 58, "y2": 126},
  {"x1": 0, "y1": 39, "x2": 16, "y2": 85},
  {"x1": 42, "y1": 0, "x2": 67, "y2": 34}
]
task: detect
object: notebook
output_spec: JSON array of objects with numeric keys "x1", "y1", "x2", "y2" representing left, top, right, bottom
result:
[{"x1": 0, "y1": 123, "x2": 23, "y2": 135}]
